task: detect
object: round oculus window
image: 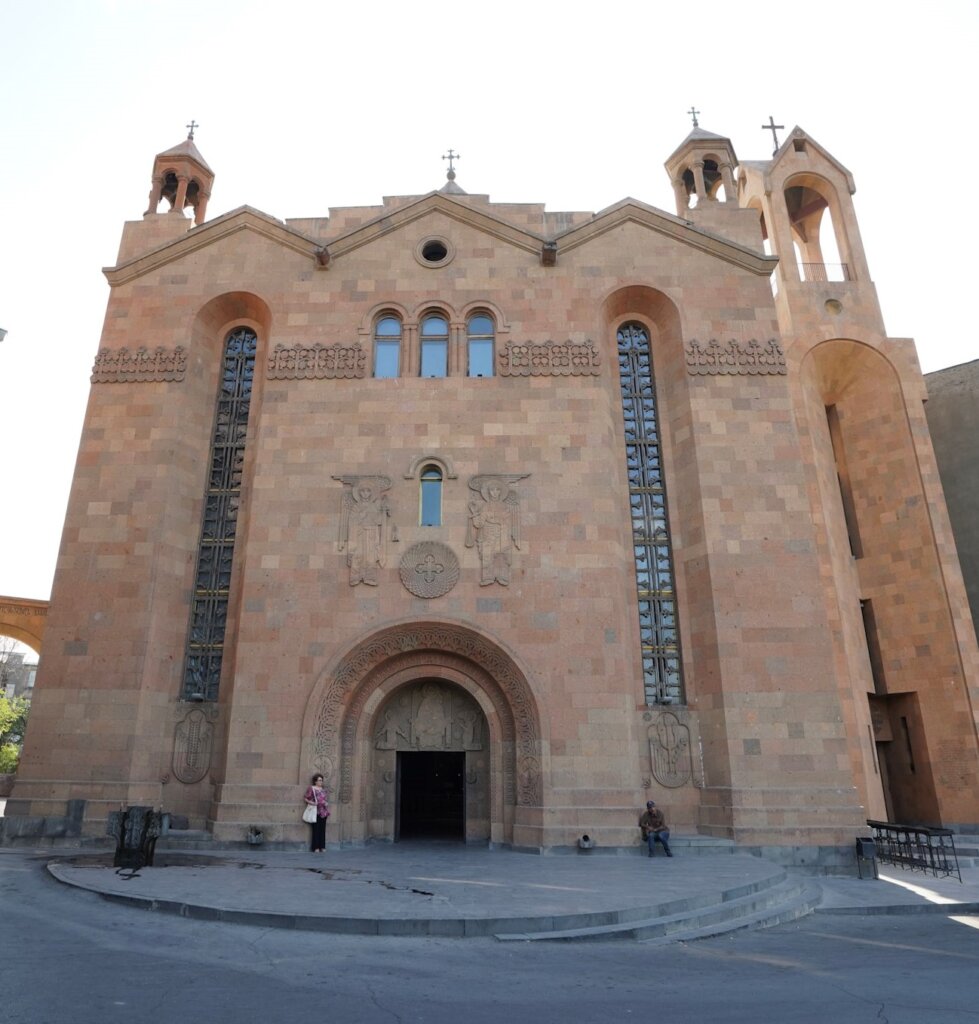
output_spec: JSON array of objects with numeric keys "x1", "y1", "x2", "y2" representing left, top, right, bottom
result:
[{"x1": 414, "y1": 236, "x2": 454, "y2": 268}]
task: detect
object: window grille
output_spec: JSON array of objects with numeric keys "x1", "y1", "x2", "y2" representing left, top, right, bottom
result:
[
  {"x1": 617, "y1": 322, "x2": 683, "y2": 704},
  {"x1": 182, "y1": 327, "x2": 256, "y2": 701}
]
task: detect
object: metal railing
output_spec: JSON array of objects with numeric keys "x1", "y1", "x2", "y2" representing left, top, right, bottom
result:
[{"x1": 866, "y1": 820, "x2": 962, "y2": 882}]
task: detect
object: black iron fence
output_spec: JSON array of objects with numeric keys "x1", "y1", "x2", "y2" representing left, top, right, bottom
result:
[{"x1": 866, "y1": 820, "x2": 962, "y2": 882}]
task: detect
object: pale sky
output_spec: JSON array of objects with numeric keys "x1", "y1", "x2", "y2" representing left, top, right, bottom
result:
[{"x1": 1, "y1": 0, "x2": 977, "y2": 603}]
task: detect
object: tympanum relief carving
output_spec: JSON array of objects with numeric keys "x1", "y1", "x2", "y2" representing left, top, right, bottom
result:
[{"x1": 373, "y1": 682, "x2": 484, "y2": 752}]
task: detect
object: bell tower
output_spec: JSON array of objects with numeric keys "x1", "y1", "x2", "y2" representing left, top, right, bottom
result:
[
  {"x1": 145, "y1": 122, "x2": 214, "y2": 226},
  {"x1": 738, "y1": 126, "x2": 884, "y2": 336},
  {"x1": 664, "y1": 126, "x2": 738, "y2": 212},
  {"x1": 114, "y1": 125, "x2": 216, "y2": 265},
  {"x1": 664, "y1": 124, "x2": 763, "y2": 250}
]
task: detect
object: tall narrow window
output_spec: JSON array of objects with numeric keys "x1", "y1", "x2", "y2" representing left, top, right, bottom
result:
[
  {"x1": 618, "y1": 322, "x2": 683, "y2": 705},
  {"x1": 467, "y1": 313, "x2": 495, "y2": 377},
  {"x1": 420, "y1": 464, "x2": 443, "y2": 526},
  {"x1": 183, "y1": 326, "x2": 257, "y2": 701},
  {"x1": 373, "y1": 315, "x2": 401, "y2": 378},
  {"x1": 420, "y1": 314, "x2": 448, "y2": 377},
  {"x1": 860, "y1": 599, "x2": 887, "y2": 695},
  {"x1": 826, "y1": 405, "x2": 863, "y2": 558}
]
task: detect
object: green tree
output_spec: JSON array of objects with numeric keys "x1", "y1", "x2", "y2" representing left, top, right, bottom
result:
[{"x1": 0, "y1": 692, "x2": 29, "y2": 773}]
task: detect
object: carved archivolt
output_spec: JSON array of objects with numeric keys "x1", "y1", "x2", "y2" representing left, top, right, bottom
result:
[
  {"x1": 91, "y1": 346, "x2": 187, "y2": 382},
  {"x1": 684, "y1": 338, "x2": 786, "y2": 376},
  {"x1": 310, "y1": 623, "x2": 543, "y2": 806},
  {"x1": 267, "y1": 342, "x2": 366, "y2": 379},
  {"x1": 498, "y1": 340, "x2": 600, "y2": 376}
]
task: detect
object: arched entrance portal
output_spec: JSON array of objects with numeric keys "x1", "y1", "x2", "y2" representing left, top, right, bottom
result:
[
  {"x1": 372, "y1": 680, "x2": 489, "y2": 841},
  {"x1": 303, "y1": 621, "x2": 544, "y2": 847}
]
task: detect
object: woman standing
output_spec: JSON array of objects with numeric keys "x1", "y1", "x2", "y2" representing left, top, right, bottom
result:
[{"x1": 304, "y1": 773, "x2": 330, "y2": 852}]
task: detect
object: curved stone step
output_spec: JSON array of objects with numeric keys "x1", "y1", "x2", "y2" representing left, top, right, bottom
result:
[{"x1": 495, "y1": 879, "x2": 818, "y2": 942}]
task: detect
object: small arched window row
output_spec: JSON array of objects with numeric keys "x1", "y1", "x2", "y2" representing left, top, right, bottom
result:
[{"x1": 371, "y1": 309, "x2": 498, "y2": 379}]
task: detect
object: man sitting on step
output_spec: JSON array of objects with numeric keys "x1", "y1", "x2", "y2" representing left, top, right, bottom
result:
[{"x1": 639, "y1": 800, "x2": 673, "y2": 858}]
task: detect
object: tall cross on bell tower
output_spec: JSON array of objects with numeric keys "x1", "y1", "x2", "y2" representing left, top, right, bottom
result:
[
  {"x1": 688, "y1": 107, "x2": 700, "y2": 129},
  {"x1": 186, "y1": 120, "x2": 199, "y2": 141},
  {"x1": 761, "y1": 115, "x2": 784, "y2": 156},
  {"x1": 442, "y1": 149, "x2": 460, "y2": 173}
]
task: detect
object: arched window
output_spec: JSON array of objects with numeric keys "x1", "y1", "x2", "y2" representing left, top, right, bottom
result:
[
  {"x1": 420, "y1": 464, "x2": 443, "y2": 526},
  {"x1": 467, "y1": 313, "x2": 495, "y2": 377},
  {"x1": 373, "y1": 315, "x2": 402, "y2": 378},
  {"x1": 420, "y1": 314, "x2": 448, "y2": 377},
  {"x1": 183, "y1": 326, "x2": 257, "y2": 701},
  {"x1": 617, "y1": 322, "x2": 683, "y2": 705}
]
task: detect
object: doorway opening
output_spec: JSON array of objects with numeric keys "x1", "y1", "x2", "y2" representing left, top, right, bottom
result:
[{"x1": 397, "y1": 751, "x2": 465, "y2": 840}]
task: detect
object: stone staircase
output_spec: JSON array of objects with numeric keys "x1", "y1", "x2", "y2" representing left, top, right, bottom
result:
[{"x1": 494, "y1": 869, "x2": 820, "y2": 943}]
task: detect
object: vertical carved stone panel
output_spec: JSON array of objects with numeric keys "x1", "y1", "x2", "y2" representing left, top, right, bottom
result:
[
  {"x1": 646, "y1": 707, "x2": 701, "y2": 789},
  {"x1": 172, "y1": 705, "x2": 217, "y2": 784}
]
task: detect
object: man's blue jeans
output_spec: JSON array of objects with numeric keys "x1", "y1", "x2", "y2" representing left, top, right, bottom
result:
[{"x1": 646, "y1": 829, "x2": 672, "y2": 856}]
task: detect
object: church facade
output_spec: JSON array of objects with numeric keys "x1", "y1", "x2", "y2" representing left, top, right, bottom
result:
[{"x1": 9, "y1": 125, "x2": 979, "y2": 855}]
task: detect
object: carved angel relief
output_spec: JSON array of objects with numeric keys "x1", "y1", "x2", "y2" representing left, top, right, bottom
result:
[
  {"x1": 465, "y1": 475, "x2": 529, "y2": 586},
  {"x1": 333, "y1": 476, "x2": 392, "y2": 586}
]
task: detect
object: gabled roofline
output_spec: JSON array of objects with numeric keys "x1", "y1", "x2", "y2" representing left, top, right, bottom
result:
[
  {"x1": 554, "y1": 198, "x2": 777, "y2": 275},
  {"x1": 324, "y1": 191, "x2": 545, "y2": 259},
  {"x1": 103, "y1": 192, "x2": 777, "y2": 285},
  {"x1": 103, "y1": 207, "x2": 321, "y2": 286},
  {"x1": 766, "y1": 127, "x2": 857, "y2": 195}
]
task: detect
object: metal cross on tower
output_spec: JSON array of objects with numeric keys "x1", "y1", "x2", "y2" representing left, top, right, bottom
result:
[
  {"x1": 186, "y1": 120, "x2": 199, "y2": 141},
  {"x1": 442, "y1": 149, "x2": 461, "y2": 176},
  {"x1": 761, "y1": 116, "x2": 784, "y2": 155},
  {"x1": 688, "y1": 107, "x2": 700, "y2": 129}
]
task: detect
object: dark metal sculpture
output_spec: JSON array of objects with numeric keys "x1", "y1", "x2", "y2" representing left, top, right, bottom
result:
[{"x1": 107, "y1": 806, "x2": 164, "y2": 870}]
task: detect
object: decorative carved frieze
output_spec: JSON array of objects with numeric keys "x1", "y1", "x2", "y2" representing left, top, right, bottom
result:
[
  {"x1": 0, "y1": 603, "x2": 47, "y2": 617},
  {"x1": 333, "y1": 476, "x2": 392, "y2": 586},
  {"x1": 465, "y1": 474, "x2": 529, "y2": 586},
  {"x1": 91, "y1": 346, "x2": 187, "y2": 383},
  {"x1": 684, "y1": 338, "x2": 786, "y2": 376},
  {"x1": 399, "y1": 541, "x2": 460, "y2": 598},
  {"x1": 171, "y1": 705, "x2": 217, "y2": 784},
  {"x1": 498, "y1": 340, "x2": 600, "y2": 377},
  {"x1": 267, "y1": 342, "x2": 366, "y2": 379}
]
